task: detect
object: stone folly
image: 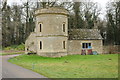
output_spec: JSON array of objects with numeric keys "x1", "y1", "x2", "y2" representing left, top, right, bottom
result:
[{"x1": 25, "y1": 7, "x2": 103, "y2": 57}]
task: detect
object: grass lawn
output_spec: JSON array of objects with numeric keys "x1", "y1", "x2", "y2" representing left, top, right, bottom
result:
[
  {"x1": 0, "y1": 51, "x2": 24, "y2": 56},
  {"x1": 8, "y1": 54, "x2": 118, "y2": 78}
]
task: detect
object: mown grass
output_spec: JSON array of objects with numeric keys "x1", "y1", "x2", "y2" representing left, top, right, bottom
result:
[{"x1": 8, "y1": 54, "x2": 118, "y2": 78}]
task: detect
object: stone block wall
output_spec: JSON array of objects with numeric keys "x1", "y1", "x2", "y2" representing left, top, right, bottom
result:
[
  {"x1": 68, "y1": 40, "x2": 103, "y2": 55},
  {"x1": 25, "y1": 32, "x2": 37, "y2": 54},
  {"x1": 103, "y1": 45, "x2": 120, "y2": 54}
]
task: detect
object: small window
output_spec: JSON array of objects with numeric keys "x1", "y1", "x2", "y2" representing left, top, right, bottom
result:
[
  {"x1": 40, "y1": 41, "x2": 42, "y2": 49},
  {"x1": 88, "y1": 43, "x2": 91, "y2": 47},
  {"x1": 63, "y1": 41, "x2": 65, "y2": 49},
  {"x1": 86, "y1": 43, "x2": 88, "y2": 48},
  {"x1": 82, "y1": 43, "x2": 91, "y2": 49},
  {"x1": 82, "y1": 43, "x2": 86, "y2": 48},
  {"x1": 40, "y1": 23, "x2": 42, "y2": 32},
  {"x1": 63, "y1": 23, "x2": 65, "y2": 32}
]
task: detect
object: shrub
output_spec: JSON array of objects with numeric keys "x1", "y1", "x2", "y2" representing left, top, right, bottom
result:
[
  {"x1": 16, "y1": 43, "x2": 25, "y2": 50},
  {"x1": 4, "y1": 47, "x2": 12, "y2": 50},
  {"x1": 4, "y1": 43, "x2": 25, "y2": 51}
]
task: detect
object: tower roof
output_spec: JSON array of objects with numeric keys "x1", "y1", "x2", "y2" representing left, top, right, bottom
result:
[{"x1": 35, "y1": 7, "x2": 69, "y2": 16}]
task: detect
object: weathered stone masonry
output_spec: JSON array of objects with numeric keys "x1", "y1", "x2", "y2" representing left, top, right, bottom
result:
[{"x1": 25, "y1": 7, "x2": 103, "y2": 57}]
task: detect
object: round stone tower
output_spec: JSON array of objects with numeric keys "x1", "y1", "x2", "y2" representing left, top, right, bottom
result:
[{"x1": 35, "y1": 7, "x2": 69, "y2": 57}]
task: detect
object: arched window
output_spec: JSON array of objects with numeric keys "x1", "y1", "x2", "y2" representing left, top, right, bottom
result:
[
  {"x1": 63, "y1": 41, "x2": 65, "y2": 49},
  {"x1": 63, "y1": 23, "x2": 65, "y2": 32},
  {"x1": 40, "y1": 41, "x2": 42, "y2": 49},
  {"x1": 39, "y1": 23, "x2": 42, "y2": 32}
]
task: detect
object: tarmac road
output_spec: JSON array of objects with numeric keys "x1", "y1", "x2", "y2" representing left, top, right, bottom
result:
[{"x1": 2, "y1": 54, "x2": 47, "y2": 78}]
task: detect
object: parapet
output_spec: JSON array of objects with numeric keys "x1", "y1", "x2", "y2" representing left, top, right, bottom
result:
[{"x1": 35, "y1": 7, "x2": 69, "y2": 16}]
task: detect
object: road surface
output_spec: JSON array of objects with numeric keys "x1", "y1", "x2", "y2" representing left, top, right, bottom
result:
[{"x1": 2, "y1": 54, "x2": 47, "y2": 78}]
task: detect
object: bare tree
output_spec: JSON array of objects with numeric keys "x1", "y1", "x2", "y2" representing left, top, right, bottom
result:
[
  {"x1": 83, "y1": 2, "x2": 101, "y2": 29},
  {"x1": 106, "y1": 1, "x2": 120, "y2": 45}
]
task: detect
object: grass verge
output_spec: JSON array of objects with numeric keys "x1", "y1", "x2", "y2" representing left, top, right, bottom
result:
[
  {"x1": 0, "y1": 51, "x2": 24, "y2": 56},
  {"x1": 8, "y1": 54, "x2": 118, "y2": 78}
]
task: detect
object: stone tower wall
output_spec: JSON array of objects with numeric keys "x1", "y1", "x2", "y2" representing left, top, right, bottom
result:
[{"x1": 35, "y1": 8, "x2": 69, "y2": 57}]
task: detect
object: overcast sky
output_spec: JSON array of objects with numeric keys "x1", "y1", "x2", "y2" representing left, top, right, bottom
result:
[{"x1": 6, "y1": 0, "x2": 111, "y2": 20}]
